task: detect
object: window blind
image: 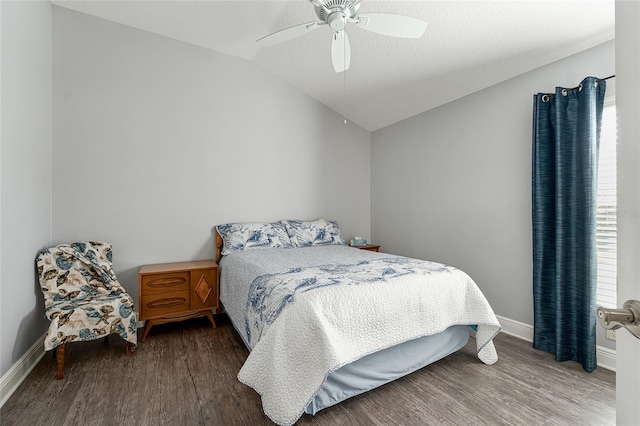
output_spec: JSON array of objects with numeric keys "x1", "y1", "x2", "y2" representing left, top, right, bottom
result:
[{"x1": 596, "y1": 102, "x2": 617, "y2": 308}]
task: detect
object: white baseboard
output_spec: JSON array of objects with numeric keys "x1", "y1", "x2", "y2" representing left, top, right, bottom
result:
[
  {"x1": 595, "y1": 345, "x2": 616, "y2": 372},
  {"x1": 496, "y1": 315, "x2": 616, "y2": 372},
  {"x1": 0, "y1": 333, "x2": 46, "y2": 408},
  {"x1": 496, "y1": 315, "x2": 534, "y2": 342}
]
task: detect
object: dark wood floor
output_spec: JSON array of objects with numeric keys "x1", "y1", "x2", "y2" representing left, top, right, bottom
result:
[{"x1": 1, "y1": 315, "x2": 615, "y2": 425}]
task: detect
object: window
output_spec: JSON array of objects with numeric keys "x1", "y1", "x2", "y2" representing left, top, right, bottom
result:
[{"x1": 596, "y1": 101, "x2": 617, "y2": 308}]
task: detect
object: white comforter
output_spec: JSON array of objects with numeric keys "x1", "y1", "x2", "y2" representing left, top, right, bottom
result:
[{"x1": 220, "y1": 246, "x2": 501, "y2": 426}]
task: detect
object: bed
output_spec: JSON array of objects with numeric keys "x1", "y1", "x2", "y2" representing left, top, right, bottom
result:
[{"x1": 214, "y1": 220, "x2": 501, "y2": 426}]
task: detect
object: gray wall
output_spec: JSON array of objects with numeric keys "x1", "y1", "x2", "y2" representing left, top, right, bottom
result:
[
  {"x1": 52, "y1": 7, "x2": 371, "y2": 303},
  {"x1": 0, "y1": 1, "x2": 53, "y2": 377},
  {"x1": 371, "y1": 41, "x2": 615, "y2": 332}
]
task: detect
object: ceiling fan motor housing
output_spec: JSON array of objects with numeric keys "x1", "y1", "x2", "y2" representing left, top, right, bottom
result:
[{"x1": 315, "y1": 0, "x2": 360, "y2": 29}]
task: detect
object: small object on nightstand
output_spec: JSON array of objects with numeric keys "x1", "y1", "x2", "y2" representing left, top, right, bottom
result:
[
  {"x1": 354, "y1": 244, "x2": 380, "y2": 252},
  {"x1": 350, "y1": 236, "x2": 368, "y2": 246},
  {"x1": 138, "y1": 259, "x2": 219, "y2": 342}
]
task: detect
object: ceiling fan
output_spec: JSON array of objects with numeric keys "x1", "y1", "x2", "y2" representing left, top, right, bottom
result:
[{"x1": 257, "y1": 0, "x2": 428, "y2": 73}]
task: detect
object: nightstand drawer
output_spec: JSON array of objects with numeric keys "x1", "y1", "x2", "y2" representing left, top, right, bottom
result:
[
  {"x1": 140, "y1": 271, "x2": 190, "y2": 294},
  {"x1": 141, "y1": 290, "x2": 190, "y2": 318}
]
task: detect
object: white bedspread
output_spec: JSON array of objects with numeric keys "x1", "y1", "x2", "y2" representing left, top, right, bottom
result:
[{"x1": 220, "y1": 246, "x2": 501, "y2": 426}]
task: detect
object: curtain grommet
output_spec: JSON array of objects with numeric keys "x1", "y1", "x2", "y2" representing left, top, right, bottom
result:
[
  {"x1": 595, "y1": 80, "x2": 599, "y2": 88},
  {"x1": 578, "y1": 84, "x2": 583, "y2": 92},
  {"x1": 561, "y1": 89, "x2": 568, "y2": 96},
  {"x1": 542, "y1": 94, "x2": 550, "y2": 102}
]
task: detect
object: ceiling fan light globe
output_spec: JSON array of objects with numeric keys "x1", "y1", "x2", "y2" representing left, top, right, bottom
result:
[{"x1": 328, "y1": 12, "x2": 347, "y2": 31}]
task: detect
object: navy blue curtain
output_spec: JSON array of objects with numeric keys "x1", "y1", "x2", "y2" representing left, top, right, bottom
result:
[{"x1": 532, "y1": 76, "x2": 606, "y2": 372}]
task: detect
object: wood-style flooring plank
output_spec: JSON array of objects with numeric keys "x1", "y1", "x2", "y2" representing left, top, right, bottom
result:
[{"x1": 0, "y1": 315, "x2": 615, "y2": 425}]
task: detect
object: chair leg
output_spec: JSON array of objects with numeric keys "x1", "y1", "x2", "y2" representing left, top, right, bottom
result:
[
  {"x1": 125, "y1": 341, "x2": 132, "y2": 356},
  {"x1": 56, "y1": 344, "x2": 65, "y2": 380}
]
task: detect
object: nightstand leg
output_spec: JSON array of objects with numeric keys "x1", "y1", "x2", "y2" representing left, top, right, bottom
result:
[
  {"x1": 204, "y1": 310, "x2": 217, "y2": 328},
  {"x1": 141, "y1": 319, "x2": 156, "y2": 343}
]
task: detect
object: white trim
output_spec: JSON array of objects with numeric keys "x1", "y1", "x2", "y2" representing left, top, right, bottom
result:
[
  {"x1": 496, "y1": 315, "x2": 534, "y2": 342},
  {"x1": 496, "y1": 315, "x2": 616, "y2": 372},
  {"x1": 0, "y1": 333, "x2": 47, "y2": 408},
  {"x1": 595, "y1": 346, "x2": 617, "y2": 372}
]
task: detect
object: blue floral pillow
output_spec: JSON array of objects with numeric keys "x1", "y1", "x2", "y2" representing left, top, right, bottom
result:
[
  {"x1": 216, "y1": 222, "x2": 293, "y2": 256},
  {"x1": 281, "y1": 219, "x2": 346, "y2": 247}
]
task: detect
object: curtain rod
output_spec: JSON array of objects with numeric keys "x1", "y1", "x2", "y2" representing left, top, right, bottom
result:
[
  {"x1": 541, "y1": 75, "x2": 615, "y2": 101},
  {"x1": 567, "y1": 75, "x2": 615, "y2": 91}
]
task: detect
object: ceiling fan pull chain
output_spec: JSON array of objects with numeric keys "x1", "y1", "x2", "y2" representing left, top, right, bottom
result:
[{"x1": 344, "y1": 32, "x2": 347, "y2": 124}]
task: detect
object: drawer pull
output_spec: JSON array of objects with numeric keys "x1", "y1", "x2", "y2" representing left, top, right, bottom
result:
[
  {"x1": 147, "y1": 297, "x2": 187, "y2": 309},
  {"x1": 146, "y1": 277, "x2": 187, "y2": 289}
]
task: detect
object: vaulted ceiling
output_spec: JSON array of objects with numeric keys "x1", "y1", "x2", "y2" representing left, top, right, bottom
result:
[{"x1": 52, "y1": 1, "x2": 615, "y2": 131}]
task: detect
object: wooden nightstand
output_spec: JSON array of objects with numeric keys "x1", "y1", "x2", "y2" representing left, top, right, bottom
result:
[
  {"x1": 353, "y1": 244, "x2": 381, "y2": 252},
  {"x1": 138, "y1": 259, "x2": 219, "y2": 342}
]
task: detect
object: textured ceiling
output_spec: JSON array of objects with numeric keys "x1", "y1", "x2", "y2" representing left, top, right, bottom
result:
[{"x1": 52, "y1": 0, "x2": 615, "y2": 131}]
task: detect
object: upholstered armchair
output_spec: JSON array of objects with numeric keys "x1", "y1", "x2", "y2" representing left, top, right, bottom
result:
[{"x1": 35, "y1": 241, "x2": 137, "y2": 379}]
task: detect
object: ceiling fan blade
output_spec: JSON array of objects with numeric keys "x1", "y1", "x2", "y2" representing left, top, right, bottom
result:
[
  {"x1": 356, "y1": 13, "x2": 427, "y2": 38},
  {"x1": 257, "y1": 21, "x2": 320, "y2": 46},
  {"x1": 331, "y1": 30, "x2": 351, "y2": 73}
]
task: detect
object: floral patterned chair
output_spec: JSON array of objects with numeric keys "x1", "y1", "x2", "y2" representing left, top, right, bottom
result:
[{"x1": 35, "y1": 241, "x2": 137, "y2": 379}]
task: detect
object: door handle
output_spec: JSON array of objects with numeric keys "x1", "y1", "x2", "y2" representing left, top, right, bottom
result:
[{"x1": 597, "y1": 300, "x2": 640, "y2": 339}]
